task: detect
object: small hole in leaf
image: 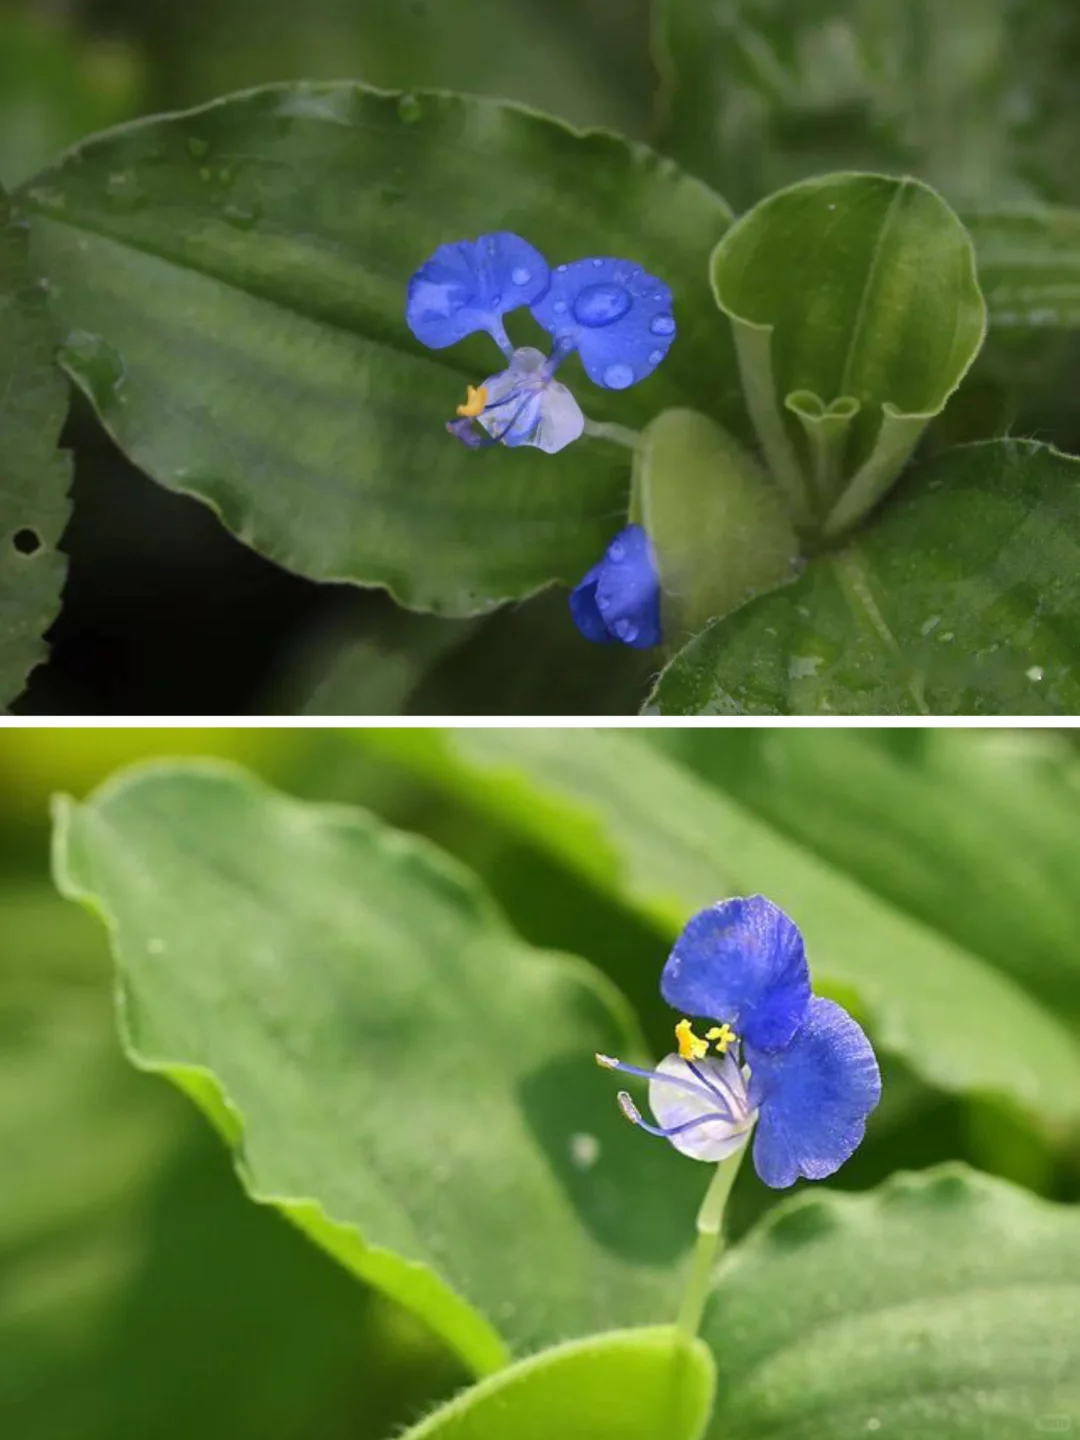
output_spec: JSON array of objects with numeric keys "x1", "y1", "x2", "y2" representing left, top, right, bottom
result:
[{"x1": 13, "y1": 528, "x2": 42, "y2": 555}]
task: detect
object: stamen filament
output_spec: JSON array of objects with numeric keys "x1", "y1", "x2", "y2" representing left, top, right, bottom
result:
[
  {"x1": 596, "y1": 1053, "x2": 732, "y2": 1110},
  {"x1": 617, "y1": 1092, "x2": 737, "y2": 1140}
]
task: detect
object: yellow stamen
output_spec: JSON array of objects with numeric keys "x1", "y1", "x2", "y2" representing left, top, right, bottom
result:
[
  {"x1": 706, "y1": 1023, "x2": 737, "y2": 1054},
  {"x1": 456, "y1": 384, "x2": 488, "y2": 418},
  {"x1": 675, "y1": 1018, "x2": 708, "y2": 1062}
]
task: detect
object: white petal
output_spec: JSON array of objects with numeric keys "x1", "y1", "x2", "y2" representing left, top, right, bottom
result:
[{"x1": 648, "y1": 1053, "x2": 755, "y2": 1163}]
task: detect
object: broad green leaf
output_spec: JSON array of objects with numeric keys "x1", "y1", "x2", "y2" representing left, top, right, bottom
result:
[
  {"x1": 0, "y1": 883, "x2": 453, "y2": 1440},
  {"x1": 632, "y1": 409, "x2": 799, "y2": 643},
  {"x1": 0, "y1": 185, "x2": 71, "y2": 710},
  {"x1": 648, "y1": 439, "x2": 1080, "y2": 715},
  {"x1": 648, "y1": 728, "x2": 1080, "y2": 1021},
  {"x1": 401, "y1": 1327, "x2": 714, "y2": 1440},
  {"x1": 21, "y1": 82, "x2": 734, "y2": 614},
  {"x1": 703, "y1": 1166, "x2": 1080, "y2": 1437},
  {"x1": 967, "y1": 207, "x2": 1080, "y2": 329},
  {"x1": 711, "y1": 173, "x2": 986, "y2": 535},
  {"x1": 354, "y1": 727, "x2": 1080, "y2": 1130},
  {"x1": 653, "y1": 0, "x2": 1041, "y2": 211},
  {"x1": 52, "y1": 761, "x2": 705, "y2": 1375}
]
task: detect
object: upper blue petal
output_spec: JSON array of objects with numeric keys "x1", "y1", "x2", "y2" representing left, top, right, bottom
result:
[
  {"x1": 747, "y1": 996, "x2": 882, "y2": 1189},
  {"x1": 569, "y1": 523, "x2": 661, "y2": 648},
  {"x1": 660, "y1": 896, "x2": 812, "y2": 1052},
  {"x1": 530, "y1": 257, "x2": 676, "y2": 388},
  {"x1": 406, "y1": 233, "x2": 550, "y2": 349}
]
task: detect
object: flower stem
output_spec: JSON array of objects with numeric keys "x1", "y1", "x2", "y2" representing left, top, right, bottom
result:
[
  {"x1": 582, "y1": 418, "x2": 641, "y2": 451},
  {"x1": 675, "y1": 1143, "x2": 748, "y2": 1339}
]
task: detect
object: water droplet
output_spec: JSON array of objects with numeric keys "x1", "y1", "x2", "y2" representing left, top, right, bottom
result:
[
  {"x1": 592, "y1": 257, "x2": 604, "y2": 267},
  {"x1": 221, "y1": 203, "x2": 261, "y2": 231},
  {"x1": 511, "y1": 266, "x2": 531, "y2": 285},
  {"x1": 187, "y1": 136, "x2": 210, "y2": 160},
  {"x1": 603, "y1": 362, "x2": 634, "y2": 389},
  {"x1": 397, "y1": 93, "x2": 423, "y2": 122},
  {"x1": 613, "y1": 618, "x2": 637, "y2": 641},
  {"x1": 573, "y1": 282, "x2": 632, "y2": 327},
  {"x1": 609, "y1": 541, "x2": 625, "y2": 560},
  {"x1": 650, "y1": 314, "x2": 676, "y2": 336},
  {"x1": 58, "y1": 330, "x2": 127, "y2": 406},
  {"x1": 1027, "y1": 664, "x2": 1044, "y2": 681},
  {"x1": 105, "y1": 170, "x2": 145, "y2": 210},
  {"x1": 553, "y1": 300, "x2": 567, "y2": 313},
  {"x1": 649, "y1": 349, "x2": 663, "y2": 365},
  {"x1": 570, "y1": 1133, "x2": 601, "y2": 1169},
  {"x1": 492, "y1": 293, "x2": 502, "y2": 305},
  {"x1": 557, "y1": 263, "x2": 567, "y2": 273}
]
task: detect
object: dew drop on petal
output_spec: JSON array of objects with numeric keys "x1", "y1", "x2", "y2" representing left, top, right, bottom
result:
[
  {"x1": 512, "y1": 266, "x2": 531, "y2": 285},
  {"x1": 553, "y1": 300, "x2": 567, "y2": 313},
  {"x1": 557, "y1": 263, "x2": 567, "y2": 272},
  {"x1": 593, "y1": 257, "x2": 604, "y2": 267},
  {"x1": 649, "y1": 349, "x2": 663, "y2": 365},
  {"x1": 603, "y1": 362, "x2": 634, "y2": 389},
  {"x1": 650, "y1": 314, "x2": 676, "y2": 336},
  {"x1": 613, "y1": 618, "x2": 638, "y2": 642},
  {"x1": 609, "y1": 541, "x2": 625, "y2": 560}
]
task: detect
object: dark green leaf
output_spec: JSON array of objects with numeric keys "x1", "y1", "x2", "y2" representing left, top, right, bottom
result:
[
  {"x1": 22, "y1": 82, "x2": 734, "y2": 613},
  {"x1": 0, "y1": 186, "x2": 71, "y2": 710},
  {"x1": 704, "y1": 1167, "x2": 1080, "y2": 1438},
  {"x1": 52, "y1": 761, "x2": 705, "y2": 1373},
  {"x1": 650, "y1": 439, "x2": 1080, "y2": 715}
]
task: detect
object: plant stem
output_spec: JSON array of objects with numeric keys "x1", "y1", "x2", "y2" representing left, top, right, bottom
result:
[
  {"x1": 582, "y1": 418, "x2": 641, "y2": 451},
  {"x1": 675, "y1": 1143, "x2": 748, "y2": 1339}
]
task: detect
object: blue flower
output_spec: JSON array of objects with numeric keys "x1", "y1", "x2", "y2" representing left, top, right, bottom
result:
[
  {"x1": 569, "y1": 523, "x2": 661, "y2": 649},
  {"x1": 406, "y1": 233, "x2": 676, "y2": 453},
  {"x1": 531, "y1": 257, "x2": 677, "y2": 390},
  {"x1": 597, "y1": 895, "x2": 881, "y2": 1188},
  {"x1": 406, "y1": 232, "x2": 549, "y2": 354}
]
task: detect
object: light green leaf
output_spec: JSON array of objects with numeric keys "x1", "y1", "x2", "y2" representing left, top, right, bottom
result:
[
  {"x1": 703, "y1": 1166, "x2": 1080, "y2": 1437},
  {"x1": 633, "y1": 409, "x2": 799, "y2": 643},
  {"x1": 649, "y1": 439, "x2": 1080, "y2": 716},
  {"x1": 51, "y1": 761, "x2": 705, "y2": 1375},
  {"x1": 0, "y1": 185, "x2": 71, "y2": 710},
  {"x1": 967, "y1": 206, "x2": 1080, "y2": 329},
  {"x1": 711, "y1": 172, "x2": 986, "y2": 535},
  {"x1": 355, "y1": 727, "x2": 1080, "y2": 1131},
  {"x1": 0, "y1": 883, "x2": 447, "y2": 1440},
  {"x1": 654, "y1": 0, "x2": 1041, "y2": 211},
  {"x1": 401, "y1": 1327, "x2": 714, "y2": 1440},
  {"x1": 21, "y1": 82, "x2": 734, "y2": 614},
  {"x1": 649, "y1": 728, "x2": 1080, "y2": 1022}
]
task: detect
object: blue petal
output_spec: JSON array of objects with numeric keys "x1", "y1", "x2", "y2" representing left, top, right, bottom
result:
[
  {"x1": 530, "y1": 257, "x2": 676, "y2": 388},
  {"x1": 569, "y1": 524, "x2": 662, "y2": 648},
  {"x1": 660, "y1": 896, "x2": 811, "y2": 1052},
  {"x1": 747, "y1": 997, "x2": 882, "y2": 1189},
  {"x1": 406, "y1": 233, "x2": 550, "y2": 350}
]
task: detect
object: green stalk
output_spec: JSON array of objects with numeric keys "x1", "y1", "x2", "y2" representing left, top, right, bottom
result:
[{"x1": 675, "y1": 1143, "x2": 749, "y2": 1339}]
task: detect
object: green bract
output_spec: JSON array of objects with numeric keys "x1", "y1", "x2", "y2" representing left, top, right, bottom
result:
[
  {"x1": 20, "y1": 81, "x2": 734, "y2": 615},
  {"x1": 710, "y1": 172, "x2": 987, "y2": 536}
]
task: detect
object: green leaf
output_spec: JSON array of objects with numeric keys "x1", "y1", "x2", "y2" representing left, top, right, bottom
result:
[
  {"x1": 711, "y1": 172, "x2": 986, "y2": 535},
  {"x1": 0, "y1": 882, "x2": 453, "y2": 1440},
  {"x1": 703, "y1": 1166, "x2": 1080, "y2": 1437},
  {"x1": 967, "y1": 206, "x2": 1080, "y2": 329},
  {"x1": 21, "y1": 82, "x2": 734, "y2": 614},
  {"x1": 400, "y1": 1328, "x2": 715, "y2": 1440},
  {"x1": 632, "y1": 409, "x2": 799, "y2": 642},
  {"x1": 653, "y1": 0, "x2": 1042, "y2": 211},
  {"x1": 354, "y1": 727, "x2": 1080, "y2": 1131},
  {"x1": 648, "y1": 728, "x2": 1080, "y2": 1022},
  {"x1": 649, "y1": 438, "x2": 1080, "y2": 716},
  {"x1": 0, "y1": 185, "x2": 71, "y2": 710},
  {"x1": 51, "y1": 761, "x2": 705, "y2": 1375}
]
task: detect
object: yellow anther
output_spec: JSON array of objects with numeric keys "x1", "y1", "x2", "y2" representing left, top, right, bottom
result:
[
  {"x1": 675, "y1": 1018, "x2": 708, "y2": 1062},
  {"x1": 706, "y1": 1023, "x2": 737, "y2": 1054},
  {"x1": 456, "y1": 384, "x2": 488, "y2": 418}
]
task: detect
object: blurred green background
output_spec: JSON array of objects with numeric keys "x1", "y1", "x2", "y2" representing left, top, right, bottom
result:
[{"x1": 3, "y1": 724, "x2": 1080, "y2": 1439}]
